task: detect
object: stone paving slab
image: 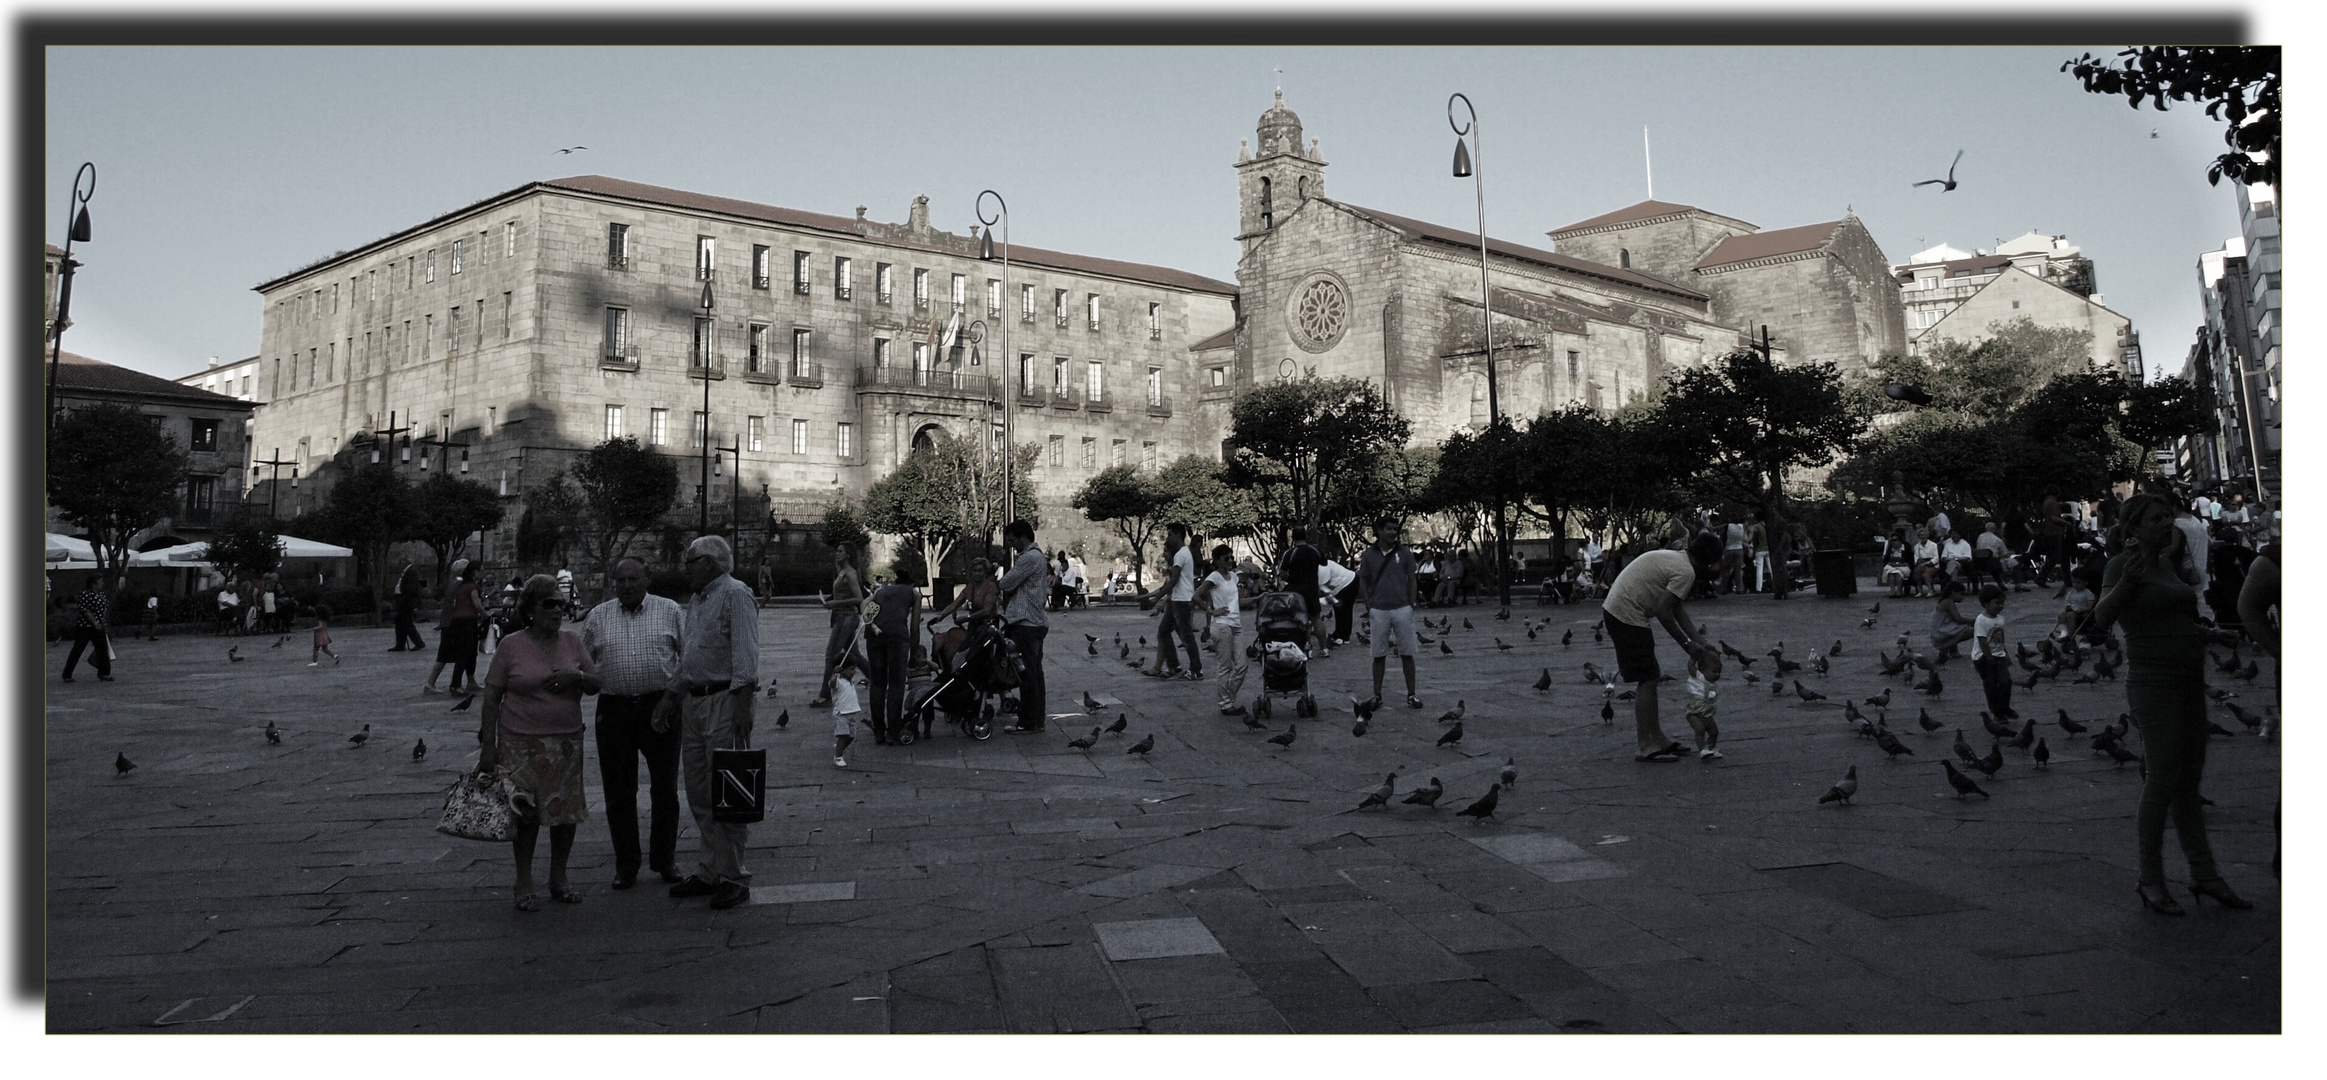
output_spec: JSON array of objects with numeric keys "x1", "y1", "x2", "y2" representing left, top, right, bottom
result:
[{"x1": 42, "y1": 590, "x2": 2279, "y2": 1033}]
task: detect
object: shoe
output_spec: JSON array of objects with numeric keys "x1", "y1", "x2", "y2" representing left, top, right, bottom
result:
[
  {"x1": 806, "y1": 697, "x2": 832, "y2": 708},
  {"x1": 1002, "y1": 725, "x2": 1043, "y2": 734},
  {"x1": 835, "y1": 755, "x2": 848, "y2": 767},
  {"x1": 2189, "y1": 877, "x2": 2253, "y2": 909},
  {"x1": 669, "y1": 876, "x2": 720, "y2": 899},
  {"x1": 654, "y1": 867, "x2": 683, "y2": 884},
  {"x1": 98, "y1": 676, "x2": 113, "y2": 682},
  {"x1": 709, "y1": 882, "x2": 750, "y2": 910},
  {"x1": 611, "y1": 873, "x2": 637, "y2": 890},
  {"x1": 60, "y1": 675, "x2": 72, "y2": 682},
  {"x1": 308, "y1": 662, "x2": 318, "y2": 667},
  {"x1": 388, "y1": 647, "x2": 406, "y2": 652},
  {"x1": 1219, "y1": 705, "x2": 1250, "y2": 717},
  {"x1": 2135, "y1": 882, "x2": 2186, "y2": 916},
  {"x1": 1405, "y1": 696, "x2": 1424, "y2": 709},
  {"x1": 1181, "y1": 670, "x2": 1203, "y2": 681},
  {"x1": 1700, "y1": 748, "x2": 1724, "y2": 760}
]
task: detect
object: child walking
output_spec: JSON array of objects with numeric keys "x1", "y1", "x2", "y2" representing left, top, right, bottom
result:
[
  {"x1": 308, "y1": 605, "x2": 340, "y2": 666},
  {"x1": 831, "y1": 658, "x2": 865, "y2": 768},
  {"x1": 1683, "y1": 650, "x2": 1723, "y2": 761},
  {"x1": 1971, "y1": 584, "x2": 2014, "y2": 720}
]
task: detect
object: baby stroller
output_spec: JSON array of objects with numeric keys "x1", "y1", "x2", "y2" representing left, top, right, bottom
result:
[
  {"x1": 909, "y1": 619, "x2": 1019, "y2": 741},
  {"x1": 1247, "y1": 591, "x2": 1318, "y2": 720}
]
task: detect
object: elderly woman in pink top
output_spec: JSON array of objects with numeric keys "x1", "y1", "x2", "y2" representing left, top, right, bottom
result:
[{"x1": 477, "y1": 574, "x2": 601, "y2": 911}]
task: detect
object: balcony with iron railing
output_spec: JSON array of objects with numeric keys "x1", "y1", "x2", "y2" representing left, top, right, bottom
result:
[
  {"x1": 753, "y1": 273, "x2": 771, "y2": 289},
  {"x1": 787, "y1": 361, "x2": 824, "y2": 389},
  {"x1": 877, "y1": 290, "x2": 893, "y2": 305},
  {"x1": 1017, "y1": 383, "x2": 1048, "y2": 407},
  {"x1": 601, "y1": 344, "x2": 640, "y2": 371},
  {"x1": 1146, "y1": 395, "x2": 1172, "y2": 418},
  {"x1": 794, "y1": 277, "x2": 812, "y2": 295},
  {"x1": 607, "y1": 254, "x2": 630, "y2": 271},
  {"x1": 856, "y1": 365, "x2": 997, "y2": 400},
  {"x1": 1049, "y1": 390, "x2": 1080, "y2": 412},
  {"x1": 837, "y1": 285, "x2": 853, "y2": 301},
  {"x1": 1082, "y1": 389, "x2": 1114, "y2": 413}
]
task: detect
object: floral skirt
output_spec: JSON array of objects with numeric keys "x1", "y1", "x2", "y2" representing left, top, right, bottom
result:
[{"x1": 500, "y1": 733, "x2": 588, "y2": 826}]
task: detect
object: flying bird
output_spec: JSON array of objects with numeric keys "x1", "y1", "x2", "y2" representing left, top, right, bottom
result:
[
  {"x1": 1402, "y1": 777, "x2": 1445, "y2": 807},
  {"x1": 1067, "y1": 727, "x2": 1100, "y2": 750},
  {"x1": 1533, "y1": 668, "x2": 1552, "y2": 692},
  {"x1": 451, "y1": 694, "x2": 476, "y2": 712},
  {"x1": 1437, "y1": 700, "x2": 1466, "y2": 725},
  {"x1": 115, "y1": 752, "x2": 136, "y2": 776},
  {"x1": 1912, "y1": 149, "x2": 1964, "y2": 191},
  {"x1": 1267, "y1": 724, "x2": 1297, "y2": 749},
  {"x1": 1351, "y1": 695, "x2": 1379, "y2": 722},
  {"x1": 349, "y1": 724, "x2": 370, "y2": 746},
  {"x1": 1819, "y1": 764, "x2": 1859, "y2": 804},
  {"x1": 412, "y1": 738, "x2": 428, "y2": 761},
  {"x1": 1126, "y1": 733, "x2": 1155, "y2": 755},
  {"x1": 1356, "y1": 772, "x2": 1398, "y2": 810},
  {"x1": 264, "y1": 720, "x2": 280, "y2": 744},
  {"x1": 554, "y1": 145, "x2": 588, "y2": 154},
  {"x1": 1942, "y1": 760, "x2": 1989, "y2": 798},
  {"x1": 1105, "y1": 714, "x2": 1128, "y2": 735},
  {"x1": 1456, "y1": 782, "x2": 1501, "y2": 822},
  {"x1": 1436, "y1": 722, "x2": 1464, "y2": 747}
]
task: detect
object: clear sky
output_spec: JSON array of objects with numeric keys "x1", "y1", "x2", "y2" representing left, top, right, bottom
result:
[{"x1": 46, "y1": 44, "x2": 2252, "y2": 382}]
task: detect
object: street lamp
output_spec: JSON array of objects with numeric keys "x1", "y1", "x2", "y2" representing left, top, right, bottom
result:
[
  {"x1": 1448, "y1": 92, "x2": 1511, "y2": 607},
  {"x1": 46, "y1": 161, "x2": 96, "y2": 447},
  {"x1": 712, "y1": 439, "x2": 743, "y2": 538},
  {"x1": 977, "y1": 189, "x2": 1013, "y2": 524},
  {"x1": 694, "y1": 278, "x2": 717, "y2": 535}
]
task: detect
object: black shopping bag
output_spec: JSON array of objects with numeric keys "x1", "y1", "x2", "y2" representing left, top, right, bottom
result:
[{"x1": 711, "y1": 746, "x2": 766, "y2": 823}]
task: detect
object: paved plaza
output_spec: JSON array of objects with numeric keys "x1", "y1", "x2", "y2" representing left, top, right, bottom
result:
[{"x1": 44, "y1": 584, "x2": 2279, "y2": 1034}]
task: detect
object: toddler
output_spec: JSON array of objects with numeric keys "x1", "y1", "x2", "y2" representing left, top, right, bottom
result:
[
  {"x1": 308, "y1": 605, "x2": 340, "y2": 666},
  {"x1": 1684, "y1": 651, "x2": 1722, "y2": 760},
  {"x1": 831, "y1": 659, "x2": 865, "y2": 768},
  {"x1": 1971, "y1": 584, "x2": 2014, "y2": 720}
]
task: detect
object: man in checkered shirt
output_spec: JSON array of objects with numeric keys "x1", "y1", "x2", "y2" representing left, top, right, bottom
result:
[{"x1": 580, "y1": 556, "x2": 685, "y2": 891}]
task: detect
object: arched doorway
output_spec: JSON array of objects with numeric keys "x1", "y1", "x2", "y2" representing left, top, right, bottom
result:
[{"x1": 911, "y1": 423, "x2": 947, "y2": 451}]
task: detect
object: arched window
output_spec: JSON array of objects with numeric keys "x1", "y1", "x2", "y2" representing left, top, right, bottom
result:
[
  {"x1": 1296, "y1": 176, "x2": 1307, "y2": 201},
  {"x1": 1620, "y1": 248, "x2": 1631, "y2": 269},
  {"x1": 1259, "y1": 177, "x2": 1274, "y2": 229}
]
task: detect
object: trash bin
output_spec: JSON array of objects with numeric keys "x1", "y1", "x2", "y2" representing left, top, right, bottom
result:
[{"x1": 1813, "y1": 550, "x2": 1857, "y2": 597}]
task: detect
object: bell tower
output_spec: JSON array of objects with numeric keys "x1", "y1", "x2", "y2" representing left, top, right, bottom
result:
[{"x1": 1236, "y1": 90, "x2": 1326, "y2": 256}]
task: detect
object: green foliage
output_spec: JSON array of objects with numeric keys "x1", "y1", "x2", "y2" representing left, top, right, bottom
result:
[
  {"x1": 1150, "y1": 454, "x2": 1256, "y2": 543},
  {"x1": 200, "y1": 515, "x2": 282, "y2": 584},
  {"x1": 1072, "y1": 463, "x2": 1161, "y2": 589},
  {"x1": 2062, "y1": 47, "x2": 2278, "y2": 189},
  {"x1": 1321, "y1": 446, "x2": 1436, "y2": 560},
  {"x1": 311, "y1": 451, "x2": 412, "y2": 592},
  {"x1": 2122, "y1": 375, "x2": 2215, "y2": 450},
  {"x1": 570, "y1": 436, "x2": 681, "y2": 582},
  {"x1": 47, "y1": 401, "x2": 192, "y2": 591},
  {"x1": 1657, "y1": 347, "x2": 1868, "y2": 523},
  {"x1": 407, "y1": 473, "x2": 506, "y2": 587},
  {"x1": 1873, "y1": 319, "x2": 2096, "y2": 418},
  {"x1": 818, "y1": 492, "x2": 873, "y2": 553},
  {"x1": 864, "y1": 430, "x2": 1035, "y2": 592},
  {"x1": 517, "y1": 469, "x2": 585, "y2": 564},
  {"x1": 1224, "y1": 374, "x2": 1411, "y2": 540}
]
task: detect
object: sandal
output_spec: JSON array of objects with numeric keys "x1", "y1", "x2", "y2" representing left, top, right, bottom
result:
[
  {"x1": 514, "y1": 894, "x2": 540, "y2": 912},
  {"x1": 551, "y1": 886, "x2": 583, "y2": 904}
]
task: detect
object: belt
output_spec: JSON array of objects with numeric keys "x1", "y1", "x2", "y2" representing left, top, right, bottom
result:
[
  {"x1": 687, "y1": 680, "x2": 733, "y2": 697},
  {"x1": 600, "y1": 690, "x2": 665, "y2": 704}
]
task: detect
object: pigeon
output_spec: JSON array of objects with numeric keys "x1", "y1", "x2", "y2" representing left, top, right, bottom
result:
[
  {"x1": 1844, "y1": 700, "x2": 1864, "y2": 722},
  {"x1": 1875, "y1": 727, "x2": 1915, "y2": 758},
  {"x1": 2033, "y1": 738, "x2": 2050, "y2": 768},
  {"x1": 1879, "y1": 650, "x2": 1907, "y2": 676},
  {"x1": 2092, "y1": 653, "x2": 2117, "y2": 680},
  {"x1": 1820, "y1": 764, "x2": 1860, "y2": 804},
  {"x1": 2102, "y1": 741, "x2": 2143, "y2": 768},
  {"x1": 1861, "y1": 618, "x2": 1878, "y2": 629},
  {"x1": 1811, "y1": 653, "x2": 1829, "y2": 676},
  {"x1": 1912, "y1": 149, "x2": 1964, "y2": 191},
  {"x1": 1561, "y1": 629, "x2": 1573, "y2": 648},
  {"x1": 1920, "y1": 669, "x2": 1944, "y2": 697},
  {"x1": 1743, "y1": 673, "x2": 1760, "y2": 685},
  {"x1": 1120, "y1": 643, "x2": 1131, "y2": 659},
  {"x1": 1774, "y1": 658, "x2": 1803, "y2": 677},
  {"x1": 1436, "y1": 722, "x2": 1464, "y2": 747},
  {"x1": 2056, "y1": 710, "x2": 2087, "y2": 736},
  {"x1": 1084, "y1": 634, "x2": 1098, "y2": 645},
  {"x1": 1866, "y1": 688, "x2": 1892, "y2": 708},
  {"x1": 765, "y1": 684, "x2": 782, "y2": 698},
  {"x1": 1772, "y1": 679, "x2": 1786, "y2": 697},
  {"x1": 1600, "y1": 700, "x2": 1616, "y2": 723},
  {"x1": 2072, "y1": 672, "x2": 2099, "y2": 685},
  {"x1": 2237, "y1": 660, "x2": 2259, "y2": 682},
  {"x1": 1440, "y1": 639, "x2": 1453, "y2": 655},
  {"x1": 1617, "y1": 689, "x2": 1638, "y2": 700},
  {"x1": 2224, "y1": 702, "x2": 2262, "y2": 731},
  {"x1": 1267, "y1": 725, "x2": 1297, "y2": 749},
  {"x1": 1795, "y1": 681, "x2": 1827, "y2": 703},
  {"x1": 1139, "y1": 636, "x2": 1148, "y2": 647},
  {"x1": 1082, "y1": 691, "x2": 1104, "y2": 712},
  {"x1": 2014, "y1": 670, "x2": 2039, "y2": 690},
  {"x1": 1594, "y1": 624, "x2": 1604, "y2": 645},
  {"x1": 764, "y1": 707, "x2": 785, "y2": 730},
  {"x1": 349, "y1": 724, "x2": 370, "y2": 746},
  {"x1": 264, "y1": 720, "x2": 280, "y2": 744},
  {"x1": 1088, "y1": 641, "x2": 1098, "y2": 656},
  {"x1": 1942, "y1": 760, "x2": 1989, "y2": 798},
  {"x1": 1500, "y1": 757, "x2": 1518, "y2": 788},
  {"x1": 1067, "y1": 727, "x2": 1100, "y2": 750},
  {"x1": 2010, "y1": 718, "x2": 2037, "y2": 752},
  {"x1": 1952, "y1": 729, "x2": 1977, "y2": 766},
  {"x1": 1971, "y1": 741, "x2": 2004, "y2": 778},
  {"x1": 1533, "y1": 668, "x2": 1552, "y2": 692},
  {"x1": 1402, "y1": 777, "x2": 1445, "y2": 807},
  {"x1": 1114, "y1": 632, "x2": 1122, "y2": 647},
  {"x1": 451, "y1": 693, "x2": 476, "y2": 712},
  {"x1": 1830, "y1": 640, "x2": 1845, "y2": 658},
  {"x1": 1437, "y1": 700, "x2": 1466, "y2": 725},
  {"x1": 1583, "y1": 663, "x2": 1605, "y2": 684},
  {"x1": 1351, "y1": 695, "x2": 1379, "y2": 722},
  {"x1": 1356, "y1": 772, "x2": 1398, "y2": 810},
  {"x1": 1352, "y1": 716, "x2": 1369, "y2": 737},
  {"x1": 1979, "y1": 712, "x2": 2014, "y2": 741},
  {"x1": 270, "y1": 635, "x2": 285, "y2": 649},
  {"x1": 228, "y1": 646, "x2": 243, "y2": 662},
  {"x1": 1868, "y1": 602, "x2": 1882, "y2": 614},
  {"x1": 1720, "y1": 640, "x2": 1744, "y2": 659},
  {"x1": 1104, "y1": 714, "x2": 1129, "y2": 735},
  {"x1": 1126, "y1": 733, "x2": 1155, "y2": 755},
  {"x1": 2209, "y1": 721, "x2": 2238, "y2": 738},
  {"x1": 1495, "y1": 638, "x2": 1514, "y2": 652},
  {"x1": 1527, "y1": 626, "x2": 1538, "y2": 641},
  {"x1": 2207, "y1": 687, "x2": 2236, "y2": 702},
  {"x1": 1464, "y1": 617, "x2": 1475, "y2": 630},
  {"x1": 413, "y1": 738, "x2": 428, "y2": 761},
  {"x1": 2211, "y1": 648, "x2": 2240, "y2": 673},
  {"x1": 1497, "y1": 607, "x2": 1511, "y2": 621},
  {"x1": 1900, "y1": 707, "x2": 1934, "y2": 733},
  {"x1": 114, "y1": 752, "x2": 135, "y2": 776},
  {"x1": 1856, "y1": 718, "x2": 1879, "y2": 739},
  {"x1": 1456, "y1": 782, "x2": 1501, "y2": 822}
]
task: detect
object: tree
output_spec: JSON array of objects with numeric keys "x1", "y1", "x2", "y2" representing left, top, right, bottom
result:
[
  {"x1": 818, "y1": 492, "x2": 872, "y2": 553},
  {"x1": 1150, "y1": 455, "x2": 1256, "y2": 549},
  {"x1": 516, "y1": 471, "x2": 583, "y2": 564},
  {"x1": 569, "y1": 436, "x2": 681, "y2": 588},
  {"x1": 1509, "y1": 405, "x2": 1625, "y2": 560},
  {"x1": 1573, "y1": 409, "x2": 1690, "y2": 556},
  {"x1": 1422, "y1": 419, "x2": 1525, "y2": 558},
  {"x1": 1224, "y1": 374, "x2": 1410, "y2": 539},
  {"x1": 2062, "y1": 47, "x2": 2278, "y2": 190},
  {"x1": 1657, "y1": 347, "x2": 1868, "y2": 529},
  {"x1": 1872, "y1": 318, "x2": 2096, "y2": 419},
  {"x1": 407, "y1": 473, "x2": 506, "y2": 587},
  {"x1": 48, "y1": 401, "x2": 192, "y2": 593},
  {"x1": 1072, "y1": 464, "x2": 1161, "y2": 591},
  {"x1": 200, "y1": 514, "x2": 282, "y2": 586},
  {"x1": 2122, "y1": 375, "x2": 2214, "y2": 452},
  {"x1": 862, "y1": 430, "x2": 1037, "y2": 593},
  {"x1": 309, "y1": 451, "x2": 411, "y2": 596}
]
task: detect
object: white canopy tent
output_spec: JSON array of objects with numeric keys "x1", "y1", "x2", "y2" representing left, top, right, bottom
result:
[
  {"x1": 45, "y1": 532, "x2": 94, "y2": 564},
  {"x1": 126, "y1": 535, "x2": 355, "y2": 568}
]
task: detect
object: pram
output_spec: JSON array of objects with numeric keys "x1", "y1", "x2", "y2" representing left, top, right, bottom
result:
[
  {"x1": 1247, "y1": 591, "x2": 1318, "y2": 720},
  {"x1": 908, "y1": 619, "x2": 1018, "y2": 741}
]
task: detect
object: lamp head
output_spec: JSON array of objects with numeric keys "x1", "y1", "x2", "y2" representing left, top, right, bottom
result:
[
  {"x1": 980, "y1": 228, "x2": 996, "y2": 261},
  {"x1": 69, "y1": 206, "x2": 91, "y2": 244},
  {"x1": 290, "y1": 467, "x2": 299, "y2": 489},
  {"x1": 459, "y1": 448, "x2": 469, "y2": 474},
  {"x1": 1452, "y1": 137, "x2": 1473, "y2": 178},
  {"x1": 699, "y1": 280, "x2": 715, "y2": 312}
]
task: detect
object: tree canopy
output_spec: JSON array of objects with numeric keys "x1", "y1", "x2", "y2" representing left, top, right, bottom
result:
[
  {"x1": 2062, "y1": 46, "x2": 2278, "y2": 190},
  {"x1": 199, "y1": 515, "x2": 282, "y2": 585},
  {"x1": 48, "y1": 401, "x2": 192, "y2": 592},
  {"x1": 1071, "y1": 463, "x2": 1162, "y2": 586},
  {"x1": 407, "y1": 473, "x2": 506, "y2": 586},
  {"x1": 1871, "y1": 318, "x2": 2096, "y2": 418},
  {"x1": 310, "y1": 451, "x2": 412, "y2": 592},
  {"x1": 568, "y1": 436, "x2": 680, "y2": 586},
  {"x1": 1657, "y1": 347, "x2": 1867, "y2": 524},
  {"x1": 864, "y1": 430, "x2": 1039, "y2": 593},
  {"x1": 1224, "y1": 374, "x2": 1410, "y2": 541}
]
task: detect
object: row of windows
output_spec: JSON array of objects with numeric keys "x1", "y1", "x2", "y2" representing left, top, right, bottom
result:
[
  {"x1": 601, "y1": 405, "x2": 855, "y2": 458},
  {"x1": 276, "y1": 294, "x2": 515, "y2": 396},
  {"x1": 280, "y1": 221, "x2": 519, "y2": 327},
  {"x1": 1040, "y1": 435, "x2": 1151, "y2": 471},
  {"x1": 609, "y1": 224, "x2": 1164, "y2": 335}
]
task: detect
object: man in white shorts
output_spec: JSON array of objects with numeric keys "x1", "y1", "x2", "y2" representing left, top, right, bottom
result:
[{"x1": 1358, "y1": 516, "x2": 1424, "y2": 710}]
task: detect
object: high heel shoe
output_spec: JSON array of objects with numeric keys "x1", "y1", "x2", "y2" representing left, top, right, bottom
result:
[
  {"x1": 2188, "y1": 877, "x2": 2253, "y2": 909},
  {"x1": 2135, "y1": 882, "x2": 2185, "y2": 916}
]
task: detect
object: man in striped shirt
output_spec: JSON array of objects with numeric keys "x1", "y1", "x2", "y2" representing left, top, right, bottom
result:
[
  {"x1": 666, "y1": 535, "x2": 761, "y2": 910},
  {"x1": 580, "y1": 556, "x2": 684, "y2": 891}
]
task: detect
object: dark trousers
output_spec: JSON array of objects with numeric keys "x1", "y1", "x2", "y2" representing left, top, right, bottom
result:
[
  {"x1": 1156, "y1": 600, "x2": 1202, "y2": 676},
  {"x1": 2128, "y1": 677, "x2": 2220, "y2": 885},
  {"x1": 393, "y1": 601, "x2": 425, "y2": 650},
  {"x1": 595, "y1": 691, "x2": 680, "y2": 877},
  {"x1": 818, "y1": 612, "x2": 861, "y2": 698},
  {"x1": 64, "y1": 626, "x2": 111, "y2": 678},
  {"x1": 1973, "y1": 655, "x2": 2013, "y2": 718},
  {"x1": 1332, "y1": 593, "x2": 1354, "y2": 642},
  {"x1": 1006, "y1": 624, "x2": 1048, "y2": 729},
  {"x1": 866, "y1": 634, "x2": 912, "y2": 741}
]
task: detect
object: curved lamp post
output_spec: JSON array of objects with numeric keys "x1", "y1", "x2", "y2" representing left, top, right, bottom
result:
[
  {"x1": 694, "y1": 278, "x2": 716, "y2": 534},
  {"x1": 1448, "y1": 93, "x2": 1510, "y2": 606},
  {"x1": 977, "y1": 189, "x2": 1013, "y2": 524},
  {"x1": 46, "y1": 161, "x2": 95, "y2": 447}
]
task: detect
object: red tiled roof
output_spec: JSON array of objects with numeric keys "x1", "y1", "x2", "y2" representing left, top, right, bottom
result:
[
  {"x1": 52, "y1": 351, "x2": 253, "y2": 408},
  {"x1": 1545, "y1": 199, "x2": 1711, "y2": 236},
  {"x1": 1188, "y1": 326, "x2": 1238, "y2": 352},
  {"x1": 1694, "y1": 220, "x2": 1844, "y2": 269},
  {"x1": 1338, "y1": 202, "x2": 1708, "y2": 302}
]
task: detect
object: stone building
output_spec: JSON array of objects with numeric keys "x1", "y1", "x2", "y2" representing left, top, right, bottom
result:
[
  {"x1": 1908, "y1": 262, "x2": 2134, "y2": 377},
  {"x1": 48, "y1": 350, "x2": 255, "y2": 547},
  {"x1": 247, "y1": 175, "x2": 1235, "y2": 566},
  {"x1": 1894, "y1": 232, "x2": 2099, "y2": 347}
]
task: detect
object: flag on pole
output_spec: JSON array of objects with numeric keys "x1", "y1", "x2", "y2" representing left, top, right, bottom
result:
[{"x1": 939, "y1": 309, "x2": 960, "y2": 353}]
